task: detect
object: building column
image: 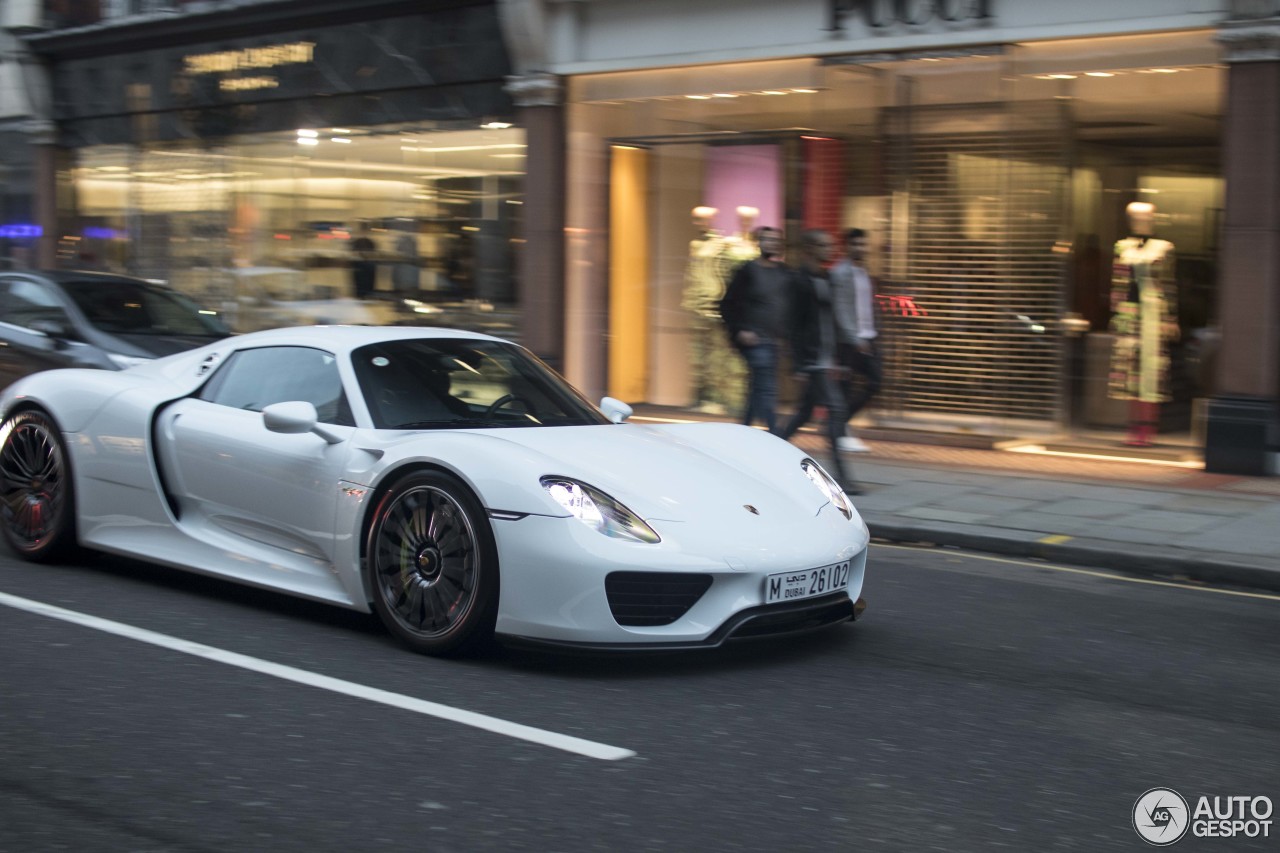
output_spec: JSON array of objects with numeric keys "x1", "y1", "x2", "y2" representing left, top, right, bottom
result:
[
  {"x1": 1206, "y1": 20, "x2": 1280, "y2": 475},
  {"x1": 1, "y1": 12, "x2": 58, "y2": 268},
  {"x1": 31, "y1": 121, "x2": 60, "y2": 268},
  {"x1": 505, "y1": 72, "x2": 566, "y2": 369}
]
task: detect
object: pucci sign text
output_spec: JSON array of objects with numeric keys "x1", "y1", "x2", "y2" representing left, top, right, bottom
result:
[{"x1": 827, "y1": 0, "x2": 993, "y2": 32}]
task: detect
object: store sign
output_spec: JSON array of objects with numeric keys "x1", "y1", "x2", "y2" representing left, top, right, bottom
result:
[
  {"x1": 54, "y1": 5, "x2": 512, "y2": 144},
  {"x1": 182, "y1": 42, "x2": 314, "y2": 93},
  {"x1": 183, "y1": 42, "x2": 316, "y2": 76},
  {"x1": 827, "y1": 0, "x2": 993, "y2": 32}
]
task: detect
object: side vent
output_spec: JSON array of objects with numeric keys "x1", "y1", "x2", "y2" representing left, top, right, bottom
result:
[{"x1": 197, "y1": 353, "x2": 222, "y2": 376}]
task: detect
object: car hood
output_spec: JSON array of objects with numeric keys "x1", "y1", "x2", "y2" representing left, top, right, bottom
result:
[
  {"x1": 445, "y1": 422, "x2": 833, "y2": 525},
  {"x1": 362, "y1": 421, "x2": 862, "y2": 570}
]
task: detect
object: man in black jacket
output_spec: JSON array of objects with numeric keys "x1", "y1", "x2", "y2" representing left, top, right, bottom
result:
[
  {"x1": 718, "y1": 226, "x2": 789, "y2": 432},
  {"x1": 776, "y1": 229, "x2": 858, "y2": 494}
]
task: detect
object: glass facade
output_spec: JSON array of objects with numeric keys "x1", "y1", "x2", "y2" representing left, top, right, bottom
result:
[
  {"x1": 65, "y1": 123, "x2": 524, "y2": 336},
  {"x1": 571, "y1": 30, "x2": 1223, "y2": 454},
  {"x1": 35, "y1": 2, "x2": 523, "y2": 337}
]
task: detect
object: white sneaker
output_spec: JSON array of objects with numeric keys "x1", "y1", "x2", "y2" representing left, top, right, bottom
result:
[{"x1": 837, "y1": 436, "x2": 871, "y2": 453}]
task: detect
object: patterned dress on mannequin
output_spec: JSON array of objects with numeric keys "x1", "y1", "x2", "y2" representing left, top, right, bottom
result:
[{"x1": 1107, "y1": 236, "x2": 1177, "y2": 403}]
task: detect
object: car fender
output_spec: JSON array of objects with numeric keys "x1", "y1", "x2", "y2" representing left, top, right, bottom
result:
[
  {"x1": 1, "y1": 369, "x2": 150, "y2": 433},
  {"x1": 351, "y1": 430, "x2": 575, "y2": 518}
]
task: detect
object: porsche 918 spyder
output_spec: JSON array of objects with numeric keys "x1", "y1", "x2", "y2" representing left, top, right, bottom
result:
[{"x1": 0, "y1": 326, "x2": 868, "y2": 655}]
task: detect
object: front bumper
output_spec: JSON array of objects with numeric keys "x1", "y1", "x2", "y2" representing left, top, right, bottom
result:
[
  {"x1": 499, "y1": 593, "x2": 865, "y2": 652},
  {"x1": 489, "y1": 507, "x2": 868, "y2": 646}
]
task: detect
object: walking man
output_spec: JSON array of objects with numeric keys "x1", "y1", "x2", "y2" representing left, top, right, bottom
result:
[
  {"x1": 830, "y1": 228, "x2": 881, "y2": 452},
  {"x1": 718, "y1": 226, "x2": 789, "y2": 432},
  {"x1": 776, "y1": 229, "x2": 859, "y2": 494}
]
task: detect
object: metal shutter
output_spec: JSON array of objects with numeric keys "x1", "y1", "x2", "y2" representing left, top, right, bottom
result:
[{"x1": 880, "y1": 100, "x2": 1069, "y2": 424}]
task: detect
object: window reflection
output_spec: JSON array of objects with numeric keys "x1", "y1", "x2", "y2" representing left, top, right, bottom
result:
[{"x1": 66, "y1": 123, "x2": 524, "y2": 338}]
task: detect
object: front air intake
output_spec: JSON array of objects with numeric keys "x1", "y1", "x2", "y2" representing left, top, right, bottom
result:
[{"x1": 604, "y1": 572, "x2": 713, "y2": 626}]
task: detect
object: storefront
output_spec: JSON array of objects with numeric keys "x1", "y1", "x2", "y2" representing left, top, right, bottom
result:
[
  {"x1": 557, "y1": 3, "x2": 1232, "y2": 464},
  {"x1": 23, "y1": 0, "x2": 525, "y2": 337}
]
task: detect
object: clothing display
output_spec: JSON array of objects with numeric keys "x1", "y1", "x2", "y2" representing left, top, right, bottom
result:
[
  {"x1": 391, "y1": 233, "x2": 420, "y2": 292},
  {"x1": 350, "y1": 234, "x2": 378, "y2": 298},
  {"x1": 1108, "y1": 234, "x2": 1177, "y2": 404},
  {"x1": 1108, "y1": 202, "x2": 1178, "y2": 449},
  {"x1": 682, "y1": 217, "x2": 754, "y2": 414}
]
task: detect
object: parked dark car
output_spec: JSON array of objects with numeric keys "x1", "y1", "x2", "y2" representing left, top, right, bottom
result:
[{"x1": 0, "y1": 270, "x2": 230, "y2": 389}]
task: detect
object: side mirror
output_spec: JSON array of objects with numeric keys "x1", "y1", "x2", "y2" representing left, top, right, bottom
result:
[
  {"x1": 599, "y1": 396, "x2": 633, "y2": 424},
  {"x1": 262, "y1": 401, "x2": 342, "y2": 444},
  {"x1": 30, "y1": 318, "x2": 71, "y2": 340}
]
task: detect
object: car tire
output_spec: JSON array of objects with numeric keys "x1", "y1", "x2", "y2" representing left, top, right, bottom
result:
[
  {"x1": 366, "y1": 470, "x2": 499, "y2": 656},
  {"x1": 0, "y1": 409, "x2": 77, "y2": 562}
]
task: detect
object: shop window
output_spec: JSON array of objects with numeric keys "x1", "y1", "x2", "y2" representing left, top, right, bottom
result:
[{"x1": 67, "y1": 122, "x2": 525, "y2": 338}]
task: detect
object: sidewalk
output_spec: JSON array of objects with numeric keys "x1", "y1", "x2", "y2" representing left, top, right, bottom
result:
[{"x1": 630, "y1": 405, "x2": 1280, "y2": 593}]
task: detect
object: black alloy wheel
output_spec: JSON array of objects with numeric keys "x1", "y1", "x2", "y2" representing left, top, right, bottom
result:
[
  {"x1": 0, "y1": 410, "x2": 75, "y2": 561},
  {"x1": 366, "y1": 470, "x2": 499, "y2": 655}
]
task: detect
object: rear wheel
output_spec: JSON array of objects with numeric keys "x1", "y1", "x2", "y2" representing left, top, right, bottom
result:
[
  {"x1": 366, "y1": 470, "x2": 498, "y2": 656},
  {"x1": 0, "y1": 410, "x2": 76, "y2": 561}
]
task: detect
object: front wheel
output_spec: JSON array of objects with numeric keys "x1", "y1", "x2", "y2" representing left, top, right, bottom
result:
[
  {"x1": 366, "y1": 470, "x2": 499, "y2": 656},
  {"x1": 0, "y1": 409, "x2": 76, "y2": 561}
]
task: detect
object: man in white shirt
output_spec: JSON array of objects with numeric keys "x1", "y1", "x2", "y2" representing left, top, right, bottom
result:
[{"x1": 829, "y1": 228, "x2": 881, "y2": 453}]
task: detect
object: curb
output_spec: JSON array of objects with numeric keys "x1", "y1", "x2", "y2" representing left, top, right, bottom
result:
[{"x1": 865, "y1": 520, "x2": 1280, "y2": 594}]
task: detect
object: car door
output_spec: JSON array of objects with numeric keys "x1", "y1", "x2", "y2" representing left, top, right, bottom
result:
[
  {"x1": 155, "y1": 345, "x2": 357, "y2": 565},
  {"x1": 0, "y1": 276, "x2": 91, "y2": 388}
]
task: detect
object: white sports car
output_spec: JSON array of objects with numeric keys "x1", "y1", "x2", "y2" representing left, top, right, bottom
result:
[{"x1": 0, "y1": 326, "x2": 868, "y2": 655}]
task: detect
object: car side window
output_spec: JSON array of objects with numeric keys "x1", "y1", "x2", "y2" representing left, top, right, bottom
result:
[
  {"x1": 198, "y1": 346, "x2": 355, "y2": 426},
  {"x1": 0, "y1": 280, "x2": 72, "y2": 331}
]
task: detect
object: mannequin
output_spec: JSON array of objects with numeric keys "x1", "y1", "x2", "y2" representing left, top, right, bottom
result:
[
  {"x1": 1108, "y1": 201, "x2": 1178, "y2": 446},
  {"x1": 720, "y1": 206, "x2": 762, "y2": 263},
  {"x1": 682, "y1": 205, "x2": 748, "y2": 413},
  {"x1": 682, "y1": 205, "x2": 726, "y2": 320}
]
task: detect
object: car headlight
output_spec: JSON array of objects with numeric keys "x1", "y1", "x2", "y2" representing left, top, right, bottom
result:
[
  {"x1": 801, "y1": 459, "x2": 853, "y2": 520},
  {"x1": 540, "y1": 476, "x2": 660, "y2": 544},
  {"x1": 107, "y1": 353, "x2": 152, "y2": 369}
]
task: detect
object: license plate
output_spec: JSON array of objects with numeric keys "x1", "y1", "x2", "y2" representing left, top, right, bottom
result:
[{"x1": 765, "y1": 562, "x2": 850, "y2": 604}]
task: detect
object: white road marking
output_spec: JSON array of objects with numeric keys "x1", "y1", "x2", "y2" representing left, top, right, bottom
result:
[
  {"x1": 0, "y1": 591, "x2": 635, "y2": 761},
  {"x1": 873, "y1": 543, "x2": 1280, "y2": 602}
]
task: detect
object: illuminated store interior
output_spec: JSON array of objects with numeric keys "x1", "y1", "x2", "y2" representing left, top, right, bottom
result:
[
  {"x1": 65, "y1": 121, "x2": 525, "y2": 335},
  {"x1": 571, "y1": 30, "x2": 1223, "y2": 452}
]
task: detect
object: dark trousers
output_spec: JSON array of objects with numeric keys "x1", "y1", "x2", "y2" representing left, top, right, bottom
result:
[
  {"x1": 740, "y1": 340, "x2": 779, "y2": 433},
  {"x1": 777, "y1": 368, "x2": 851, "y2": 486},
  {"x1": 839, "y1": 340, "x2": 882, "y2": 425}
]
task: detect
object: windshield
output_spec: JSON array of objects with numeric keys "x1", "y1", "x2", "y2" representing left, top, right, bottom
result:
[
  {"x1": 61, "y1": 279, "x2": 228, "y2": 336},
  {"x1": 353, "y1": 339, "x2": 610, "y2": 430}
]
